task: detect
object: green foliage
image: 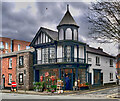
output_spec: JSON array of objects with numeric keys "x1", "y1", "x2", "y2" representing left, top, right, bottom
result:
[{"x1": 33, "y1": 87, "x2": 36, "y2": 90}]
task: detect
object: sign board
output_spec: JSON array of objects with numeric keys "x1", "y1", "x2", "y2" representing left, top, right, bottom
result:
[{"x1": 12, "y1": 81, "x2": 17, "y2": 87}]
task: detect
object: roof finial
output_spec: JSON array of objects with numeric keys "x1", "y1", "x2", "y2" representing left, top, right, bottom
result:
[{"x1": 67, "y1": 4, "x2": 69, "y2": 11}]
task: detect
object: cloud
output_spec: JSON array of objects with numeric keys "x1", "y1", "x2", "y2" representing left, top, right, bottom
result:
[{"x1": 2, "y1": 2, "x2": 118, "y2": 55}]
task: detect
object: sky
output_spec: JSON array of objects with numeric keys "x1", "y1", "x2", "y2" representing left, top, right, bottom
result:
[{"x1": 1, "y1": 1, "x2": 119, "y2": 56}]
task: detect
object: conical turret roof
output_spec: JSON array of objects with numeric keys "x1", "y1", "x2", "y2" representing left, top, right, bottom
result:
[{"x1": 58, "y1": 5, "x2": 78, "y2": 26}]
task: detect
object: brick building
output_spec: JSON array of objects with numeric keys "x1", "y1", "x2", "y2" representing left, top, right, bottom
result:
[
  {"x1": 0, "y1": 37, "x2": 30, "y2": 54},
  {"x1": 16, "y1": 49, "x2": 34, "y2": 90},
  {"x1": 0, "y1": 37, "x2": 31, "y2": 89},
  {"x1": 0, "y1": 48, "x2": 34, "y2": 89}
]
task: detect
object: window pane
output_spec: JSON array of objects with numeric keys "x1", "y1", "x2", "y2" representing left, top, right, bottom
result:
[
  {"x1": 9, "y1": 74, "x2": 12, "y2": 84},
  {"x1": 59, "y1": 29, "x2": 64, "y2": 40},
  {"x1": 9, "y1": 58, "x2": 12, "y2": 68},
  {"x1": 66, "y1": 28, "x2": 72, "y2": 40},
  {"x1": 18, "y1": 44, "x2": 20, "y2": 51},
  {"x1": 5, "y1": 43, "x2": 8, "y2": 49},
  {"x1": 74, "y1": 29, "x2": 77, "y2": 40}
]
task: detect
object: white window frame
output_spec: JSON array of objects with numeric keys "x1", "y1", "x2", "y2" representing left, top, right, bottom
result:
[
  {"x1": 110, "y1": 59, "x2": 113, "y2": 67},
  {"x1": 110, "y1": 73, "x2": 113, "y2": 81},
  {"x1": 18, "y1": 44, "x2": 20, "y2": 51},
  {"x1": 5, "y1": 42, "x2": 8, "y2": 49},
  {"x1": 19, "y1": 73, "x2": 23, "y2": 83},
  {"x1": 8, "y1": 74, "x2": 12, "y2": 84},
  {"x1": 9, "y1": 58, "x2": 12, "y2": 68},
  {"x1": 96, "y1": 56, "x2": 100, "y2": 66}
]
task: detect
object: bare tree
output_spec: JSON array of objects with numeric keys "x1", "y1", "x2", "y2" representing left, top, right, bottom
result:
[{"x1": 88, "y1": 1, "x2": 120, "y2": 43}]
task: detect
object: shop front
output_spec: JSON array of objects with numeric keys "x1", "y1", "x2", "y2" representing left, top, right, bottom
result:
[{"x1": 33, "y1": 63, "x2": 90, "y2": 91}]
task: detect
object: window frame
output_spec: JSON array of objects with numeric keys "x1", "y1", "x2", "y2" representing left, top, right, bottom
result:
[
  {"x1": 110, "y1": 59, "x2": 113, "y2": 67},
  {"x1": 19, "y1": 56, "x2": 24, "y2": 67},
  {"x1": 18, "y1": 44, "x2": 21, "y2": 51},
  {"x1": 5, "y1": 42, "x2": 8, "y2": 49},
  {"x1": 9, "y1": 58, "x2": 12, "y2": 69},
  {"x1": 19, "y1": 73, "x2": 23, "y2": 84},
  {"x1": 8, "y1": 74, "x2": 12, "y2": 84},
  {"x1": 96, "y1": 56, "x2": 100, "y2": 66},
  {"x1": 110, "y1": 73, "x2": 113, "y2": 81}
]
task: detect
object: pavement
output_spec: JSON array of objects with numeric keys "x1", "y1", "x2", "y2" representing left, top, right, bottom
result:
[{"x1": 1, "y1": 84, "x2": 120, "y2": 99}]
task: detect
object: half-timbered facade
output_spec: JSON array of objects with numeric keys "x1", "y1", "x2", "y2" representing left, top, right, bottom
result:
[{"x1": 30, "y1": 5, "x2": 90, "y2": 90}]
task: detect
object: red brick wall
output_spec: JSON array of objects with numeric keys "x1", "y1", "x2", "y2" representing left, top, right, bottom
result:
[
  {"x1": 12, "y1": 39, "x2": 30, "y2": 52},
  {"x1": 0, "y1": 37, "x2": 31, "y2": 54},
  {"x1": 2, "y1": 56, "x2": 17, "y2": 87},
  {"x1": 0, "y1": 37, "x2": 11, "y2": 54}
]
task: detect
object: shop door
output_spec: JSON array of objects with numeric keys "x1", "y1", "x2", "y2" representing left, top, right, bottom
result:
[
  {"x1": 65, "y1": 73, "x2": 72, "y2": 90},
  {"x1": 101, "y1": 73, "x2": 103, "y2": 85},
  {"x1": 94, "y1": 69, "x2": 101, "y2": 85}
]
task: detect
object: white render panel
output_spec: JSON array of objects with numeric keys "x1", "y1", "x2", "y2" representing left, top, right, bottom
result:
[
  {"x1": 37, "y1": 48, "x2": 41, "y2": 60},
  {"x1": 79, "y1": 46, "x2": 84, "y2": 58},
  {"x1": 74, "y1": 46, "x2": 77, "y2": 58},
  {"x1": 46, "y1": 35, "x2": 48, "y2": 43},
  {"x1": 87, "y1": 52, "x2": 117, "y2": 85},
  {"x1": 57, "y1": 46, "x2": 62, "y2": 58}
]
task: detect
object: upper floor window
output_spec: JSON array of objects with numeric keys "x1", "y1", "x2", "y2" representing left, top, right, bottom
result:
[
  {"x1": 19, "y1": 56, "x2": 24, "y2": 66},
  {"x1": 18, "y1": 44, "x2": 20, "y2": 51},
  {"x1": 9, "y1": 58, "x2": 12, "y2": 69},
  {"x1": 26, "y1": 46, "x2": 30, "y2": 49},
  {"x1": 59, "y1": 29, "x2": 64, "y2": 40},
  {"x1": 5, "y1": 42, "x2": 8, "y2": 49},
  {"x1": 50, "y1": 47, "x2": 55, "y2": 63},
  {"x1": 42, "y1": 48, "x2": 48, "y2": 64},
  {"x1": 96, "y1": 56, "x2": 100, "y2": 66},
  {"x1": 0, "y1": 41, "x2": 4, "y2": 49},
  {"x1": 66, "y1": 28, "x2": 72, "y2": 40},
  {"x1": 74, "y1": 29, "x2": 77, "y2": 40},
  {"x1": 66, "y1": 46, "x2": 71, "y2": 62},
  {"x1": 8, "y1": 74, "x2": 12, "y2": 84},
  {"x1": 110, "y1": 59, "x2": 113, "y2": 67}
]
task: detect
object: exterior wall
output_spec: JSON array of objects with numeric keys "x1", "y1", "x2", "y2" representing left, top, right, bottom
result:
[
  {"x1": 0, "y1": 37, "x2": 30, "y2": 54},
  {"x1": 87, "y1": 53, "x2": 117, "y2": 85},
  {"x1": 0, "y1": 37, "x2": 11, "y2": 54},
  {"x1": 116, "y1": 54, "x2": 120, "y2": 75},
  {"x1": 12, "y1": 39, "x2": 30, "y2": 52},
  {"x1": 2, "y1": 56, "x2": 17, "y2": 88},
  {"x1": 16, "y1": 52, "x2": 33, "y2": 90}
]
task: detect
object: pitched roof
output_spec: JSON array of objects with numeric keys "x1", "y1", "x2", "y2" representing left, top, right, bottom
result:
[
  {"x1": 41, "y1": 27, "x2": 58, "y2": 40},
  {"x1": 86, "y1": 45, "x2": 115, "y2": 58},
  {"x1": 58, "y1": 10, "x2": 78, "y2": 26},
  {"x1": 30, "y1": 27, "x2": 58, "y2": 46}
]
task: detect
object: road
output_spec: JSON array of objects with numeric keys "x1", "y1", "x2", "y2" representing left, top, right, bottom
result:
[{"x1": 0, "y1": 86, "x2": 120, "y2": 101}]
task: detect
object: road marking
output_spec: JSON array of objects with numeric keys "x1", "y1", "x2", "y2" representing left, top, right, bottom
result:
[
  {"x1": 81, "y1": 86, "x2": 117, "y2": 94},
  {"x1": 107, "y1": 93, "x2": 119, "y2": 99}
]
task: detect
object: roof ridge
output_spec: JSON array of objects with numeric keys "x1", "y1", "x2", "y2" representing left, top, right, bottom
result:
[{"x1": 41, "y1": 27, "x2": 57, "y2": 33}]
